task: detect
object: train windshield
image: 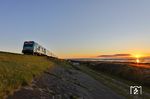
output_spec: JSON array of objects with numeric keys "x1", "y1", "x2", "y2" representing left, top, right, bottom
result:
[
  {"x1": 24, "y1": 44, "x2": 33, "y2": 47},
  {"x1": 24, "y1": 42, "x2": 34, "y2": 48}
]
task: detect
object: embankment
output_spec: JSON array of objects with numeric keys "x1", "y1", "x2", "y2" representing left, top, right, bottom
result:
[
  {"x1": 78, "y1": 61, "x2": 150, "y2": 87},
  {"x1": 0, "y1": 52, "x2": 55, "y2": 98}
]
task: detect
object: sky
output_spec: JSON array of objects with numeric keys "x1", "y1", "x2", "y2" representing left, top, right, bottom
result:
[{"x1": 0, "y1": 0, "x2": 150, "y2": 58}]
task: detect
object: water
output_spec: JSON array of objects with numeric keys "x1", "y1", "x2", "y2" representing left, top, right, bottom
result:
[{"x1": 73, "y1": 58, "x2": 150, "y2": 63}]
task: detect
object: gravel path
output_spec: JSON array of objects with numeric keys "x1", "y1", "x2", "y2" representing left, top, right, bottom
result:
[{"x1": 7, "y1": 65, "x2": 125, "y2": 99}]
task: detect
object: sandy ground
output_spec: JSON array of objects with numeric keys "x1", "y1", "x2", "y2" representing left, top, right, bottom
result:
[{"x1": 7, "y1": 65, "x2": 124, "y2": 99}]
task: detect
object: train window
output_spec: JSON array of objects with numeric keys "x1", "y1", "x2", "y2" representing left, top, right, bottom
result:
[
  {"x1": 24, "y1": 44, "x2": 33, "y2": 47},
  {"x1": 38, "y1": 46, "x2": 40, "y2": 50}
]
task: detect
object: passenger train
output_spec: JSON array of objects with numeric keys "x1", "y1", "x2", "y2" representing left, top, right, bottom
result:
[{"x1": 22, "y1": 41, "x2": 56, "y2": 57}]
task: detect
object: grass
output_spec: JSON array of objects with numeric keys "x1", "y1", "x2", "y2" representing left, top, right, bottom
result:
[
  {"x1": 0, "y1": 52, "x2": 55, "y2": 99},
  {"x1": 0, "y1": 51, "x2": 149, "y2": 99},
  {"x1": 86, "y1": 62, "x2": 150, "y2": 86},
  {"x1": 71, "y1": 62, "x2": 150, "y2": 99}
]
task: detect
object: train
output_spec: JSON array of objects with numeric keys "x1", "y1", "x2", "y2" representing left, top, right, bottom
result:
[{"x1": 22, "y1": 41, "x2": 56, "y2": 58}]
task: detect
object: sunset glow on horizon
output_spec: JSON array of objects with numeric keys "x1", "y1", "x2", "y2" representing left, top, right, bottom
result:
[
  {"x1": 136, "y1": 58, "x2": 140, "y2": 63},
  {"x1": 61, "y1": 51, "x2": 150, "y2": 59}
]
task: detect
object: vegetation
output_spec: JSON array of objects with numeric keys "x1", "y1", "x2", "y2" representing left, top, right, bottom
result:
[
  {"x1": 0, "y1": 51, "x2": 149, "y2": 99},
  {"x1": 83, "y1": 62, "x2": 150, "y2": 86},
  {"x1": 0, "y1": 52, "x2": 55, "y2": 99},
  {"x1": 71, "y1": 62, "x2": 150, "y2": 98}
]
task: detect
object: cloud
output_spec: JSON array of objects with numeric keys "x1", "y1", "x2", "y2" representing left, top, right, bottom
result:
[{"x1": 98, "y1": 54, "x2": 131, "y2": 57}]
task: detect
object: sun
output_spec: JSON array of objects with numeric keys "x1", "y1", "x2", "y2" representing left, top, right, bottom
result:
[
  {"x1": 131, "y1": 54, "x2": 143, "y2": 63},
  {"x1": 134, "y1": 54, "x2": 142, "y2": 58},
  {"x1": 136, "y1": 58, "x2": 140, "y2": 63},
  {"x1": 131, "y1": 53, "x2": 143, "y2": 58}
]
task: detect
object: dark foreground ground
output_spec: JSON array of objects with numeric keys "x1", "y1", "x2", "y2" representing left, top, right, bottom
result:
[
  {"x1": 7, "y1": 64, "x2": 124, "y2": 99},
  {"x1": 1, "y1": 52, "x2": 149, "y2": 99}
]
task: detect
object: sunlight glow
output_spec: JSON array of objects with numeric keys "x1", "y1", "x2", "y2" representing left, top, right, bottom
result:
[
  {"x1": 131, "y1": 54, "x2": 143, "y2": 63},
  {"x1": 136, "y1": 58, "x2": 140, "y2": 63},
  {"x1": 131, "y1": 53, "x2": 144, "y2": 58}
]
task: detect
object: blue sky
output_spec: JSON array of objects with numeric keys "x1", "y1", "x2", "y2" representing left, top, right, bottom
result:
[{"x1": 0, "y1": 0, "x2": 150, "y2": 58}]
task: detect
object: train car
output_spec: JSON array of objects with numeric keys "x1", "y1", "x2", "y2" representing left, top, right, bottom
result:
[{"x1": 22, "y1": 41, "x2": 56, "y2": 57}]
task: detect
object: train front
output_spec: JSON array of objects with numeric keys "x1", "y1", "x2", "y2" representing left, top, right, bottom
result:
[{"x1": 22, "y1": 41, "x2": 35, "y2": 55}]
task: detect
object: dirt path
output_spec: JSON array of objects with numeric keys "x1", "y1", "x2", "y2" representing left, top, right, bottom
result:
[{"x1": 7, "y1": 65, "x2": 124, "y2": 99}]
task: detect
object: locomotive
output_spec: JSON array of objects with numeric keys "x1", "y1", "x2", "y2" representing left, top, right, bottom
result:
[{"x1": 22, "y1": 41, "x2": 56, "y2": 57}]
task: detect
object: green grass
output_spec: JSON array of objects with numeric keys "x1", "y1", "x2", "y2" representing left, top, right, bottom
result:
[{"x1": 0, "y1": 52, "x2": 55, "y2": 98}]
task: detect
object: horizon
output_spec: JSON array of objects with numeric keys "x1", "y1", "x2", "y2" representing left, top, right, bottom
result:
[{"x1": 0, "y1": 0, "x2": 150, "y2": 58}]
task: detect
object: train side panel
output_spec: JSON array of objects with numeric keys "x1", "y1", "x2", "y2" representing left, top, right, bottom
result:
[{"x1": 33, "y1": 42, "x2": 46, "y2": 55}]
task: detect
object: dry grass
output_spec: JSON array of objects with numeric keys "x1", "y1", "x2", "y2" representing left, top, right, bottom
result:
[
  {"x1": 73, "y1": 62, "x2": 150, "y2": 98},
  {"x1": 81, "y1": 61, "x2": 150, "y2": 86},
  {"x1": 0, "y1": 52, "x2": 54, "y2": 98}
]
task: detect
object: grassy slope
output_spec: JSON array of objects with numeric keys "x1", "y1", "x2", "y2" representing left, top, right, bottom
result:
[
  {"x1": 1, "y1": 51, "x2": 149, "y2": 99},
  {"x1": 0, "y1": 52, "x2": 55, "y2": 99},
  {"x1": 72, "y1": 64, "x2": 150, "y2": 99}
]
